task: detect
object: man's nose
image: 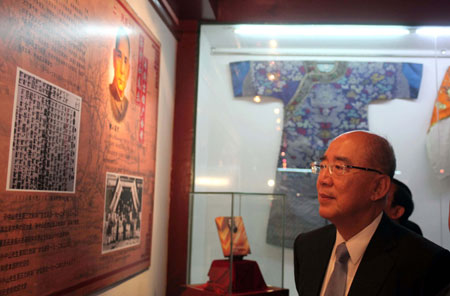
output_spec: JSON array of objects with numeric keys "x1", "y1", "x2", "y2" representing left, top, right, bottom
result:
[{"x1": 318, "y1": 168, "x2": 333, "y2": 186}]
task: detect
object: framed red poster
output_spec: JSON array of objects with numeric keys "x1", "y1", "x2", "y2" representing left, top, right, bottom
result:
[{"x1": 0, "y1": 0, "x2": 160, "y2": 295}]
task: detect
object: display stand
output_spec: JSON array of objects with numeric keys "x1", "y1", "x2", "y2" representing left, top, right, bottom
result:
[
  {"x1": 183, "y1": 255, "x2": 289, "y2": 295},
  {"x1": 182, "y1": 284, "x2": 289, "y2": 296},
  {"x1": 205, "y1": 258, "x2": 267, "y2": 293},
  {"x1": 186, "y1": 192, "x2": 288, "y2": 295}
]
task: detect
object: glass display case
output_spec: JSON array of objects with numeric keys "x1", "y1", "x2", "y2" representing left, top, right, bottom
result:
[
  {"x1": 194, "y1": 24, "x2": 450, "y2": 293},
  {"x1": 185, "y1": 192, "x2": 288, "y2": 295}
]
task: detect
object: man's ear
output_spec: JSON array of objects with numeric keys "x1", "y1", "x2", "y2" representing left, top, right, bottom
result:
[
  {"x1": 389, "y1": 205, "x2": 405, "y2": 220},
  {"x1": 371, "y1": 175, "x2": 391, "y2": 201}
]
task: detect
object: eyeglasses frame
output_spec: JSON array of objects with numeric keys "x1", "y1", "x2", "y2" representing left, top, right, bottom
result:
[{"x1": 310, "y1": 161, "x2": 384, "y2": 176}]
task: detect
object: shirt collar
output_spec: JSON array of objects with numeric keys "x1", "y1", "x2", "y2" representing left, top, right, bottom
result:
[{"x1": 335, "y1": 212, "x2": 383, "y2": 265}]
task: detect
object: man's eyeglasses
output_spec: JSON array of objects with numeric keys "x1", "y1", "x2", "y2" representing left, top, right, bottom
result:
[{"x1": 310, "y1": 161, "x2": 384, "y2": 176}]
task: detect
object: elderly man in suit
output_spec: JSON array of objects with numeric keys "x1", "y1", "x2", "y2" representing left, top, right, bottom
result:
[{"x1": 294, "y1": 130, "x2": 450, "y2": 296}]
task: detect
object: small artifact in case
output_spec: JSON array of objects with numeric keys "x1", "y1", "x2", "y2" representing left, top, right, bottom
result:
[
  {"x1": 205, "y1": 216, "x2": 267, "y2": 294},
  {"x1": 215, "y1": 216, "x2": 251, "y2": 257}
]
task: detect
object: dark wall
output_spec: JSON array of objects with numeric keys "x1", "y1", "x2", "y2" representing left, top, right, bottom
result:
[{"x1": 215, "y1": 0, "x2": 450, "y2": 25}]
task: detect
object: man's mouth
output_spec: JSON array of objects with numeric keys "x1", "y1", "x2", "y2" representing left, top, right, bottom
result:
[{"x1": 319, "y1": 193, "x2": 335, "y2": 200}]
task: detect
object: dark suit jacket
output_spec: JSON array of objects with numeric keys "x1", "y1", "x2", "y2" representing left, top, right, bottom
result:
[
  {"x1": 399, "y1": 219, "x2": 423, "y2": 236},
  {"x1": 294, "y1": 214, "x2": 450, "y2": 296}
]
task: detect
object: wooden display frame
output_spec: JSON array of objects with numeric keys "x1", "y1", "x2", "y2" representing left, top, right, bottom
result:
[{"x1": 0, "y1": 0, "x2": 160, "y2": 295}]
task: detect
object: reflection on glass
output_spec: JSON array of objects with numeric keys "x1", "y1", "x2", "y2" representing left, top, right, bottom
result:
[{"x1": 253, "y1": 96, "x2": 261, "y2": 103}]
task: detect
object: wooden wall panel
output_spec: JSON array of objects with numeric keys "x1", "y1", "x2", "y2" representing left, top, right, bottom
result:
[{"x1": 166, "y1": 20, "x2": 199, "y2": 296}]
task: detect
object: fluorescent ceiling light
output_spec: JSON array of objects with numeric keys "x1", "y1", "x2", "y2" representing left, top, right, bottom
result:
[
  {"x1": 416, "y1": 27, "x2": 450, "y2": 36},
  {"x1": 234, "y1": 25, "x2": 410, "y2": 37},
  {"x1": 195, "y1": 177, "x2": 229, "y2": 186}
]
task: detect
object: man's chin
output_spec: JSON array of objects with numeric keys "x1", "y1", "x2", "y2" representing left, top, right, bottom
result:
[{"x1": 318, "y1": 207, "x2": 334, "y2": 220}]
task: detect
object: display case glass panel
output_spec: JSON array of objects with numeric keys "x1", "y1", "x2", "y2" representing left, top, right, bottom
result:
[
  {"x1": 194, "y1": 24, "x2": 450, "y2": 293},
  {"x1": 188, "y1": 192, "x2": 286, "y2": 292}
]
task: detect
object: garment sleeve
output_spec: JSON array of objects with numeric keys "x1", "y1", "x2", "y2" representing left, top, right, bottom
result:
[
  {"x1": 229, "y1": 61, "x2": 305, "y2": 105},
  {"x1": 343, "y1": 62, "x2": 423, "y2": 106}
]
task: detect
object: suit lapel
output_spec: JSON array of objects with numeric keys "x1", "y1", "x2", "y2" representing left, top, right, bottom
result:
[
  {"x1": 348, "y1": 214, "x2": 397, "y2": 296},
  {"x1": 301, "y1": 226, "x2": 336, "y2": 296}
]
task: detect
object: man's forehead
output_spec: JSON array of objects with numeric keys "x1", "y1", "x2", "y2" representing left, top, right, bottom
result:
[
  {"x1": 320, "y1": 154, "x2": 351, "y2": 162},
  {"x1": 320, "y1": 154, "x2": 352, "y2": 163}
]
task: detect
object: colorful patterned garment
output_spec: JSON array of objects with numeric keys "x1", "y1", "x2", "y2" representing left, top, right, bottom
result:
[
  {"x1": 230, "y1": 60, "x2": 423, "y2": 248},
  {"x1": 426, "y1": 66, "x2": 450, "y2": 180}
]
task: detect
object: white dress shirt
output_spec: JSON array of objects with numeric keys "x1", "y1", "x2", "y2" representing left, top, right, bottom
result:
[{"x1": 320, "y1": 213, "x2": 383, "y2": 296}]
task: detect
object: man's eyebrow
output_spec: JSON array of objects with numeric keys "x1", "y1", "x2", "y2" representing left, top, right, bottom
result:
[
  {"x1": 335, "y1": 156, "x2": 351, "y2": 163},
  {"x1": 319, "y1": 155, "x2": 327, "y2": 161}
]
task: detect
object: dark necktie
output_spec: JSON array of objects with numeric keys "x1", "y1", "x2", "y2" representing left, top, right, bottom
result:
[{"x1": 324, "y1": 242, "x2": 350, "y2": 296}]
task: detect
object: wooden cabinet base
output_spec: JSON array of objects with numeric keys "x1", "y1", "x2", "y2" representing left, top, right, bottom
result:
[{"x1": 182, "y1": 284, "x2": 289, "y2": 295}]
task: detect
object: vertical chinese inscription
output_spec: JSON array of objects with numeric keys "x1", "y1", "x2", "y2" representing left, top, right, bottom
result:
[
  {"x1": 7, "y1": 68, "x2": 82, "y2": 192},
  {"x1": 136, "y1": 34, "x2": 148, "y2": 144}
]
